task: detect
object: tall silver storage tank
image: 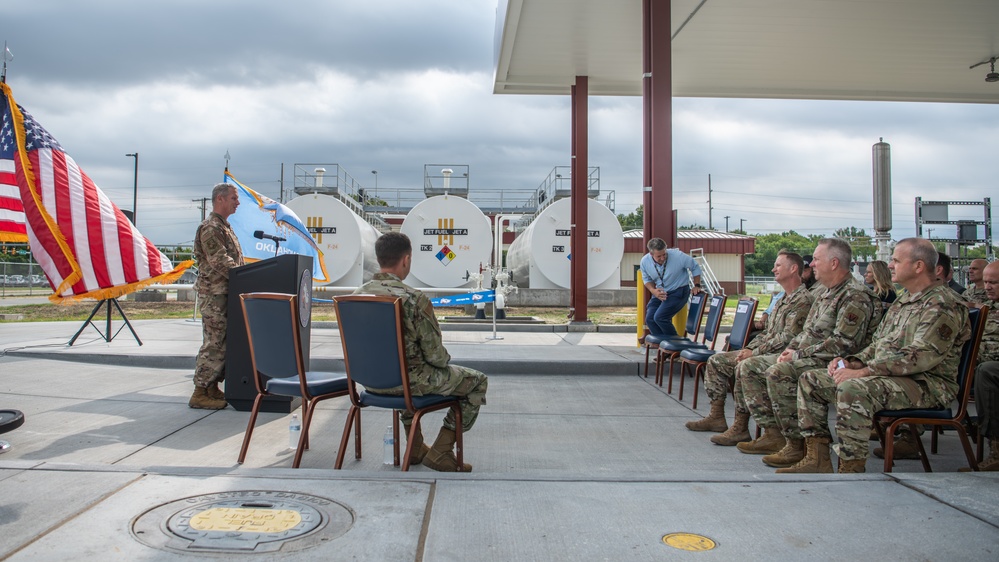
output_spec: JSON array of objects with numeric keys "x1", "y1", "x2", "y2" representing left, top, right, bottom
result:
[
  {"x1": 507, "y1": 198, "x2": 623, "y2": 289},
  {"x1": 872, "y1": 138, "x2": 892, "y2": 233},
  {"x1": 400, "y1": 195, "x2": 493, "y2": 288},
  {"x1": 286, "y1": 193, "x2": 380, "y2": 286}
]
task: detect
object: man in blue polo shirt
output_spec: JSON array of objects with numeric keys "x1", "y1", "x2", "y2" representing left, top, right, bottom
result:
[{"x1": 640, "y1": 237, "x2": 703, "y2": 338}]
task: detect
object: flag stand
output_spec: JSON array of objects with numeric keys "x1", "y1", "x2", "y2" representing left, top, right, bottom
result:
[{"x1": 67, "y1": 298, "x2": 143, "y2": 346}]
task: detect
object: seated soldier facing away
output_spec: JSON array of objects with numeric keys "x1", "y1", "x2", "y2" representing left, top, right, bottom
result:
[{"x1": 354, "y1": 232, "x2": 488, "y2": 472}]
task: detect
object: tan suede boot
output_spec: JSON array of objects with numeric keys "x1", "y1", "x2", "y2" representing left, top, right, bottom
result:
[
  {"x1": 188, "y1": 386, "x2": 227, "y2": 410},
  {"x1": 736, "y1": 426, "x2": 786, "y2": 455},
  {"x1": 838, "y1": 458, "x2": 867, "y2": 473},
  {"x1": 873, "y1": 430, "x2": 920, "y2": 460},
  {"x1": 403, "y1": 422, "x2": 430, "y2": 465},
  {"x1": 775, "y1": 437, "x2": 833, "y2": 473},
  {"x1": 762, "y1": 438, "x2": 805, "y2": 468},
  {"x1": 206, "y1": 382, "x2": 225, "y2": 400},
  {"x1": 711, "y1": 412, "x2": 752, "y2": 446},
  {"x1": 962, "y1": 438, "x2": 999, "y2": 472},
  {"x1": 422, "y1": 427, "x2": 472, "y2": 472},
  {"x1": 685, "y1": 400, "x2": 728, "y2": 432},
  {"x1": 983, "y1": 438, "x2": 999, "y2": 471}
]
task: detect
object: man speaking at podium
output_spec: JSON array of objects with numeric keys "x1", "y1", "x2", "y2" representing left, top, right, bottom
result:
[{"x1": 190, "y1": 183, "x2": 244, "y2": 409}]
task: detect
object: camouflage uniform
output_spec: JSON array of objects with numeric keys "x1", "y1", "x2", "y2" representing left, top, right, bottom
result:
[
  {"x1": 964, "y1": 286, "x2": 988, "y2": 304},
  {"x1": 797, "y1": 283, "x2": 970, "y2": 461},
  {"x1": 974, "y1": 299, "x2": 999, "y2": 365},
  {"x1": 704, "y1": 285, "x2": 814, "y2": 413},
  {"x1": 740, "y1": 277, "x2": 881, "y2": 438},
  {"x1": 193, "y1": 212, "x2": 244, "y2": 388},
  {"x1": 356, "y1": 273, "x2": 488, "y2": 430}
]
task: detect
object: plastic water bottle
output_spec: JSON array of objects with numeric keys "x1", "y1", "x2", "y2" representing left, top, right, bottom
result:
[
  {"x1": 289, "y1": 414, "x2": 301, "y2": 450},
  {"x1": 383, "y1": 426, "x2": 395, "y2": 465}
]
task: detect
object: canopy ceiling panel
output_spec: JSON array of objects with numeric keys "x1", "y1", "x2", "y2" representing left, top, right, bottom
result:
[{"x1": 494, "y1": 0, "x2": 999, "y2": 103}]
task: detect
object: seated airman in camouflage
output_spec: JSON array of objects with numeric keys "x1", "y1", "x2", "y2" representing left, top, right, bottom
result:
[
  {"x1": 791, "y1": 238, "x2": 971, "y2": 473},
  {"x1": 964, "y1": 258, "x2": 990, "y2": 304},
  {"x1": 736, "y1": 238, "x2": 881, "y2": 469},
  {"x1": 685, "y1": 251, "x2": 814, "y2": 446},
  {"x1": 355, "y1": 232, "x2": 488, "y2": 472},
  {"x1": 969, "y1": 260, "x2": 999, "y2": 471}
]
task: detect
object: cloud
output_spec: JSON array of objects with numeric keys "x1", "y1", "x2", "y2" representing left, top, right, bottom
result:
[{"x1": 4, "y1": 0, "x2": 996, "y2": 246}]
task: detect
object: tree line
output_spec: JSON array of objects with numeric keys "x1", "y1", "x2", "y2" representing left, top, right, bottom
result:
[{"x1": 616, "y1": 207, "x2": 995, "y2": 277}]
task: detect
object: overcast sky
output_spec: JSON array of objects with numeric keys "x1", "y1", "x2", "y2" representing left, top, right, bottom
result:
[{"x1": 4, "y1": 0, "x2": 997, "y2": 246}]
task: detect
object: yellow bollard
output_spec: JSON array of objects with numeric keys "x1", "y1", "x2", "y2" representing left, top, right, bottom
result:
[
  {"x1": 635, "y1": 269, "x2": 645, "y2": 347},
  {"x1": 673, "y1": 301, "x2": 688, "y2": 336}
]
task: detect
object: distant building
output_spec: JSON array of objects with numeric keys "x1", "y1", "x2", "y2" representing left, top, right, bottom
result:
[{"x1": 621, "y1": 230, "x2": 756, "y2": 295}]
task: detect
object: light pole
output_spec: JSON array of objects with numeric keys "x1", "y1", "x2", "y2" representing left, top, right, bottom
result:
[
  {"x1": 371, "y1": 170, "x2": 378, "y2": 190},
  {"x1": 739, "y1": 218, "x2": 746, "y2": 232},
  {"x1": 125, "y1": 153, "x2": 138, "y2": 225},
  {"x1": 724, "y1": 215, "x2": 730, "y2": 232}
]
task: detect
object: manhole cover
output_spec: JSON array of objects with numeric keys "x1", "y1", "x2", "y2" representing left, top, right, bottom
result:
[{"x1": 132, "y1": 491, "x2": 354, "y2": 554}]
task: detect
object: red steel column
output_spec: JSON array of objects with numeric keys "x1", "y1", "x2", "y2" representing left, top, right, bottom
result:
[
  {"x1": 643, "y1": 0, "x2": 674, "y2": 248},
  {"x1": 570, "y1": 76, "x2": 589, "y2": 323}
]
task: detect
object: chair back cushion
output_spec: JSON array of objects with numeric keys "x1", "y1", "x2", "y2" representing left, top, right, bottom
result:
[
  {"x1": 727, "y1": 298, "x2": 759, "y2": 352},
  {"x1": 334, "y1": 295, "x2": 407, "y2": 390},
  {"x1": 240, "y1": 293, "x2": 302, "y2": 386},
  {"x1": 701, "y1": 294, "x2": 729, "y2": 347},
  {"x1": 685, "y1": 293, "x2": 707, "y2": 337}
]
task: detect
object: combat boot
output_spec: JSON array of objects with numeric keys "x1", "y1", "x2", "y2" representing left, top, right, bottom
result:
[
  {"x1": 873, "y1": 430, "x2": 920, "y2": 460},
  {"x1": 775, "y1": 436, "x2": 833, "y2": 474},
  {"x1": 422, "y1": 427, "x2": 472, "y2": 472},
  {"x1": 838, "y1": 458, "x2": 867, "y2": 473},
  {"x1": 762, "y1": 438, "x2": 805, "y2": 468},
  {"x1": 403, "y1": 422, "x2": 430, "y2": 465},
  {"x1": 685, "y1": 400, "x2": 728, "y2": 432},
  {"x1": 963, "y1": 438, "x2": 999, "y2": 471},
  {"x1": 711, "y1": 412, "x2": 752, "y2": 446},
  {"x1": 736, "y1": 426, "x2": 786, "y2": 455},
  {"x1": 188, "y1": 386, "x2": 227, "y2": 410},
  {"x1": 206, "y1": 382, "x2": 225, "y2": 401}
]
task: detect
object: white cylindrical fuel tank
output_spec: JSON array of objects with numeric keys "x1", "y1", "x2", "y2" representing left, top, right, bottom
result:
[
  {"x1": 400, "y1": 195, "x2": 493, "y2": 288},
  {"x1": 507, "y1": 198, "x2": 623, "y2": 289},
  {"x1": 286, "y1": 193, "x2": 380, "y2": 286}
]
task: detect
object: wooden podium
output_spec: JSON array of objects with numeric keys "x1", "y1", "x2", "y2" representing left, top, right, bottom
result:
[{"x1": 225, "y1": 254, "x2": 313, "y2": 413}]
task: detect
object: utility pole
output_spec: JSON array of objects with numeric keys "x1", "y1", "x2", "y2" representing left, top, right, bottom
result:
[
  {"x1": 707, "y1": 174, "x2": 713, "y2": 230},
  {"x1": 739, "y1": 218, "x2": 747, "y2": 232},
  {"x1": 724, "y1": 215, "x2": 730, "y2": 232},
  {"x1": 125, "y1": 153, "x2": 138, "y2": 225},
  {"x1": 193, "y1": 198, "x2": 209, "y2": 222}
]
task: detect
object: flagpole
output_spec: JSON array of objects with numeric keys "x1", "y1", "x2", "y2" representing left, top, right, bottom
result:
[{"x1": 1, "y1": 42, "x2": 11, "y2": 84}]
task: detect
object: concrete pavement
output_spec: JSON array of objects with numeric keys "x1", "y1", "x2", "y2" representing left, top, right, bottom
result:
[{"x1": 1, "y1": 318, "x2": 997, "y2": 560}]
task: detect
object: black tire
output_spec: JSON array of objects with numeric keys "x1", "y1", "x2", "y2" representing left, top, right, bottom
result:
[{"x1": 0, "y1": 410, "x2": 25, "y2": 434}]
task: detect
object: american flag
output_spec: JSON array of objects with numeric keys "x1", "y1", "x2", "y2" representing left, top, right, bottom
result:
[
  {"x1": 0, "y1": 87, "x2": 26, "y2": 243},
  {"x1": 1, "y1": 83, "x2": 192, "y2": 302}
]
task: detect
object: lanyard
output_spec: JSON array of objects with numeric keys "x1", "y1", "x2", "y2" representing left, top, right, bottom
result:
[{"x1": 652, "y1": 252, "x2": 668, "y2": 286}]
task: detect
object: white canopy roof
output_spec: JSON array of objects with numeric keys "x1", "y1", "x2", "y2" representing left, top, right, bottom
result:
[{"x1": 494, "y1": 0, "x2": 999, "y2": 103}]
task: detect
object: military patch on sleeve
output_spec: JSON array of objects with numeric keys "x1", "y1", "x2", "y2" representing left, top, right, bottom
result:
[
  {"x1": 846, "y1": 313, "x2": 858, "y2": 324},
  {"x1": 938, "y1": 323, "x2": 953, "y2": 341}
]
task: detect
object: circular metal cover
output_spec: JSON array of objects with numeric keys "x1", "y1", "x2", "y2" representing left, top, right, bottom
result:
[{"x1": 132, "y1": 490, "x2": 354, "y2": 555}]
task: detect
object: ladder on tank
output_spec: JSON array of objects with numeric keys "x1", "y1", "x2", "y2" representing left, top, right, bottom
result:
[{"x1": 690, "y1": 248, "x2": 723, "y2": 296}]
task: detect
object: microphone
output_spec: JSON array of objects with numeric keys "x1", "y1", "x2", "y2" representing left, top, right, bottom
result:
[{"x1": 253, "y1": 230, "x2": 286, "y2": 242}]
